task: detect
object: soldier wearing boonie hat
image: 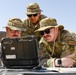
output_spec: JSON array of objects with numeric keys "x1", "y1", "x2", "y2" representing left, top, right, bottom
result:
[
  {"x1": 26, "y1": 2, "x2": 42, "y2": 15},
  {"x1": 36, "y1": 18, "x2": 76, "y2": 68},
  {"x1": 0, "y1": 18, "x2": 26, "y2": 66},
  {"x1": 36, "y1": 18, "x2": 64, "y2": 31},
  {"x1": 4, "y1": 18, "x2": 26, "y2": 38},
  {"x1": 22, "y1": 2, "x2": 47, "y2": 42},
  {"x1": 5, "y1": 18, "x2": 26, "y2": 31}
]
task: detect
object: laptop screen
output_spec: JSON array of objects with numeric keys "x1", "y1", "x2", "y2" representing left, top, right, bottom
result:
[{"x1": 1, "y1": 35, "x2": 39, "y2": 69}]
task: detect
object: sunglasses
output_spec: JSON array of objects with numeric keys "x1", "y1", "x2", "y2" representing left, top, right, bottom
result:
[
  {"x1": 27, "y1": 13, "x2": 38, "y2": 17},
  {"x1": 39, "y1": 27, "x2": 54, "y2": 36},
  {"x1": 39, "y1": 29, "x2": 50, "y2": 36}
]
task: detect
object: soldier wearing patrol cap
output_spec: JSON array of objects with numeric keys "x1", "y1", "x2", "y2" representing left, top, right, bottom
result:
[
  {"x1": 22, "y1": 2, "x2": 47, "y2": 41},
  {"x1": 5, "y1": 18, "x2": 26, "y2": 38},
  {"x1": 36, "y1": 18, "x2": 76, "y2": 67}
]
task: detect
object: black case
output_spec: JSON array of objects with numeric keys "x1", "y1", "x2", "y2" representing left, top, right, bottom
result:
[{"x1": 1, "y1": 35, "x2": 39, "y2": 69}]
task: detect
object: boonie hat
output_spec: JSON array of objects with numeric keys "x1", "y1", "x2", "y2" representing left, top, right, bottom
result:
[
  {"x1": 5, "y1": 18, "x2": 26, "y2": 31},
  {"x1": 36, "y1": 18, "x2": 64, "y2": 31},
  {"x1": 26, "y1": 2, "x2": 42, "y2": 15}
]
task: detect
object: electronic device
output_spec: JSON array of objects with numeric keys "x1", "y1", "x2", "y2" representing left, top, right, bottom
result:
[{"x1": 1, "y1": 35, "x2": 39, "y2": 69}]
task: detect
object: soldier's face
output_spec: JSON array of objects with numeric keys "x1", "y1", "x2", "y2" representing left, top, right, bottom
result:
[
  {"x1": 27, "y1": 13, "x2": 40, "y2": 24},
  {"x1": 41, "y1": 27, "x2": 59, "y2": 42},
  {"x1": 6, "y1": 27, "x2": 21, "y2": 38}
]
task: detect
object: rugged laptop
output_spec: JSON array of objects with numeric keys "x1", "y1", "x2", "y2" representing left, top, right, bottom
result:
[{"x1": 1, "y1": 35, "x2": 39, "y2": 69}]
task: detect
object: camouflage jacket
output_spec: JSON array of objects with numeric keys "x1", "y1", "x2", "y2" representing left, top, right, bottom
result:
[
  {"x1": 39, "y1": 30, "x2": 76, "y2": 67},
  {"x1": 22, "y1": 14, "x2": 47, "y2": 41}
]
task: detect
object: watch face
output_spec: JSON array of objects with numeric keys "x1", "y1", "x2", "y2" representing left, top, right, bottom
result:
[{"x1": 58, "y1": 59, "x2": 62, "y2": 66}]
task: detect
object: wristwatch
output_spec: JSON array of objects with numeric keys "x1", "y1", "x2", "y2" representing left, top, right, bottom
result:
[{"x1": 57, "y1": 59, "x2": 62, "y2": 67}]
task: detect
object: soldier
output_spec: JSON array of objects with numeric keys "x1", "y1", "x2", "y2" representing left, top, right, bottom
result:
[
  {"x1": 5, "y1": 18, "x2": 26, "y2": 38},
  {"x1": 36, "y1": 18, "x2": 76, "y2": 68},
  {"x1": 22, "y1": 2, "x2": 47, "y2": 41},
  {"x1": 0, "y1": 18, "x2": 26, "y2": 66}
]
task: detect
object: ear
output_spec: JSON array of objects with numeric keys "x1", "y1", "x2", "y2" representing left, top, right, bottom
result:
[
  {"x1": 38, "y1": 12, "x2": 41, "y2": 16},
  {"x1": 6, "y1": 27, "x2": 9, "y2": 32},
  {"x1": 55, "y1": 27, "x2": 59, "y2": 35},
  {"x1": 55, "y1": 27, "x2": 59, "y2": 31}
]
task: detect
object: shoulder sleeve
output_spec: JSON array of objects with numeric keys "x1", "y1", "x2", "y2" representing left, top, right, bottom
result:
[
  {"x1": 40, "y1": 14, "x2": 47, "y2": 19},
  {"x1": 22, "y1": 18, "x2": 29, "y2": 27},
  {"x1": 61, "y1": 30, "x2": 76, "y2": 45}
]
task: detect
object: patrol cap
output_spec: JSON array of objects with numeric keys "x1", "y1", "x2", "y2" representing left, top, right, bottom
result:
[
  {"x1": 26, "y1": 2, "x2": 42, "y2": 15},
  {"x1": 5, "y1": 18, "x2": 26, "y2": 31},
  {"x1": 36, "y1": 18, "x2": 64, "y2": 31}
]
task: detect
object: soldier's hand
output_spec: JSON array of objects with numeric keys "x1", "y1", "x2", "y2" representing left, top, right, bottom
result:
[
  {"x1": 61, "y1": 56, "x2": 75, "y2": 68},
  {"x1": 55, "y1": 54, "x2": 75, "y2": 67}
]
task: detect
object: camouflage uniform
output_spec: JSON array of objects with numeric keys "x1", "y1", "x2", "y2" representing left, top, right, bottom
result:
[
  {"x1": 22, "y1": 3, "x2": 47, "y2": 41},
  {"x1": 36, "y1": 18, "x2": 76, "y2": 67}
]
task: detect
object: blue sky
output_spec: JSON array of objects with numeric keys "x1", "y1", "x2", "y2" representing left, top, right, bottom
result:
[{"x1": 0, "y1": 0, "x2": 76, "y2": 33}]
